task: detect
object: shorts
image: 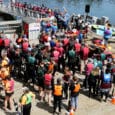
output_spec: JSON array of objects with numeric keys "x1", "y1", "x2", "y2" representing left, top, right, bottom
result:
[
  {"x1": 5, "y1": 92, "x2": 14, "y2": 97},
  {"x1": 38, "y1": 77, "x2": 44, "y2": 88},
  {"x1": 44, "y1": 85, "x2": 52, "y2": 90}
]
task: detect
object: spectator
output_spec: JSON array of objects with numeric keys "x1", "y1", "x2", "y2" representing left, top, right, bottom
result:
[
  {"x1": 53, "y1": 78, "x2": 63, "y2": 114},
  {"x1": 100, "y1": 69, "x2": 112, "y2": 102},
  {"x1": 69, "y1": 75, "x2": 80, "y2": 111},
  {"x1": 19, "y1": 87, "x2": 35, "y2": 115},
  {"x1": 4, "y1": 76, "x2": 14, "y2": 111}
]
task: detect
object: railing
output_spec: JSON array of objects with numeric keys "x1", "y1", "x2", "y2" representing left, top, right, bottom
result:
[{"x1": 0, "y1": 1, "x2": 53, "y2": 19}]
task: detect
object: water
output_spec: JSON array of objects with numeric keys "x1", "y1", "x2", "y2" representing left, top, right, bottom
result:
[{"x1": 3, "y1": 0, "x2": 115, "y2": 24}]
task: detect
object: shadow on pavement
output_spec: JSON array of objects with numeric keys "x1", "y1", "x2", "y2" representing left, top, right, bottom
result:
[
  {"x1": 36, "y1": 102, "x2": 53, "y2": 114},
  {"x1": 0, "y1": 95, "x2": 5, "y2": 110},
  {"x1": 5, "y1": 111, "x2": 21, "y2": 115},
  {"x1": 80, "y1": 88, "x2": 101, "y2": 102}
]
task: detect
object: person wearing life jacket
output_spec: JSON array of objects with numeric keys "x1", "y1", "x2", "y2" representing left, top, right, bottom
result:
[
  {"x1": 63, "y1": 66, "x2": 72, "y2": 100},
  {"x1": 22, "y1": 38, "x2": 29, "y2": 53},
  {"x1": 19, "y1": 87, "x2": 35, "y2": 115},
  {"x1": 1, "y1": 52, "x2": 10, "y2": 76},
  {"x1": 53, "y1": 78, "x2": 63, "y2": 114},
  {"x1": 88, "y1": 67, "x2": 100, "y2": 97},
  {"x1": 48, "y1": 60, "x2": 54, "y2": 74},
  {"x1": 80, "y1": 43, "x2": 90, "y2": 65},
  {"x1": 27, "y1": 52, "x2": 36, "y2": 85},
  {"x1": 103, "y1": 23, "x2": 112, "y2": 45},
  {"x1": 3, "y1": 37, "x2": 11, "y2": 49},
  {"x1": 4, "y1": 76, "x2": 14, "y2": 111},
  {"x1": 0, "y1": 36, "x2": 3, "y2": 54},
  {"x1": 83, "y1": 59, "x2": 94, "y2": 89},
  {"x1": 57, "y1": 43, "x2": 65, "y2": 72},
  {"x1": 111, "y1": 61, "x2": 115, "y2": 96},
  {"x1": 69, "y1": 75, "x2": 80, "y2": 112},
  {"x1": 74, "y1": 39, "x2": 81, "y2": 55},
  {"x1": 0, "y1": 67, "x2": 10, "y2": 85},
  {"x1": 16, "y1": 36, "x2": 23, "y2": 45},
  {"x1": 100, "y1": 68, "x2": 112, "y2": 102},
  {"x1": 44, "y1": 70, "x2": 53, "y2": 105},
  {"x1": 67, "y1": 46, "x2": 76, "y2": 74},
  {"x1": 112, "y1": 53, "x2": 115, "y2": 62}
]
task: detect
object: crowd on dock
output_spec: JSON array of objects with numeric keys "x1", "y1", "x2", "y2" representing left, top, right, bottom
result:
[
  {"x1": 0, "y1": 2, "x2": 115, "y2": 115},
  {"x1": 10, "y1": 1, "x2": 55, "y2": 18}
]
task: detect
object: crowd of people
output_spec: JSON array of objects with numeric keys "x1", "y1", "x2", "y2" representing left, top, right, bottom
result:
[
  {"x1": 0, "y1": 4, "x2": 115, "y2": 115},
  {"x1": 10, "y1": 1, "x2": 55, "y2": 18}
]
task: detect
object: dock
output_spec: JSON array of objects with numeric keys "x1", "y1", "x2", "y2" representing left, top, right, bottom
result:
[{"x1": 0, "y1": 2, "x2": 115, "y2": 115}]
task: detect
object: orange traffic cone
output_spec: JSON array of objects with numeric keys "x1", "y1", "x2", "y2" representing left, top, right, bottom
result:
[
  {"x1": 69, "y1": 109, "x2": 74, "y2": 115},
  {"x1": 111, "y1": 96, "x2": 115, "y2": 104}
]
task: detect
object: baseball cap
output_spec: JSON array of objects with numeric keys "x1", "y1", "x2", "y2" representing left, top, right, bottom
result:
[{"x1": 22, "y1": 87, "x2": 29, "y2": 92}]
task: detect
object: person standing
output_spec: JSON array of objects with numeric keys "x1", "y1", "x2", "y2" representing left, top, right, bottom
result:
[
  {"x1": 19, "y1": 87, "x2": 35, "y2": 115},
  {"x1": 83, "y1": 59, "x2": 94, "y2": 89},
  {"x1": 63, "y1": 66, "x2": 72, "y2": 100},
  {"x1": 100, "y1": 69, "x2": 112, "y2": 102},
  {"x1": 103, "y1": 23, "x2": 112, "y2": 45},
  {"x1": 4, "y1": 76, "x2": 14, "y2": 111},
  {"x1": 44, "y1": 71, "x2": 53, "y2": 105},
  {"x1": 69, "y1": 75, "x2": 80, "y2": 112},
  {"x1": 53, "y1": 78, "x2": 63, "y2": 115}
]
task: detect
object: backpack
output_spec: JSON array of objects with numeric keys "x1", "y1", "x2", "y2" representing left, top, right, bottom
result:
[
  {"x1": 0, "y1": 38, "x2": 3, "y2": 46},
  {"x1": 103, "y1": 73, "x2": 111, "y2": 83}
]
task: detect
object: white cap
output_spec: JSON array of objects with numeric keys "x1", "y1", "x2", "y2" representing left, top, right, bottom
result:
[{"x1": 22, "y1": 87, "x2": 29, "y2": 92}]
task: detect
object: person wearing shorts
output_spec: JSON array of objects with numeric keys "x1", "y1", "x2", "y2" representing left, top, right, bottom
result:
[{"x1": 4, "y1": 76, "x2": 14, "y2": 111}]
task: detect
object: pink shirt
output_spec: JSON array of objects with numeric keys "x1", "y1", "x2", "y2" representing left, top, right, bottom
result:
[{"x1": 86, "y1": 63, "x2": 94, "y2": 76}]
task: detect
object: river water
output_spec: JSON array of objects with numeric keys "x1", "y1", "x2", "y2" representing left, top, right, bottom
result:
[{"x1": 3, "y1": 0, "x2": 115, "y2": 24}]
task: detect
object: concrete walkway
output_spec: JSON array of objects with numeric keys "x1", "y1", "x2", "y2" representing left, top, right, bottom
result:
[{"x1": 0, "y1": 72, "x2": 115, "y2": 115}]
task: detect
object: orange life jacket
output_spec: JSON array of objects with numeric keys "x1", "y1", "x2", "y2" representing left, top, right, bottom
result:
[
  {"x1": 54, "y1": 85, "x2": 62, "y2": 96},
  {"x1": 0, "y1": 68, "x2": 9, "y2": 80},
  {"x1": 73, "y1": 84, "x2": 80, "y2": 93},
  {"x1": 48, "y1": 63, "x2": 54, "y2": 72}
]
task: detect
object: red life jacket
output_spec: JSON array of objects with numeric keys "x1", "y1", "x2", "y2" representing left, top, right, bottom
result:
[
  {"x1": 3, "y1": 38, "x2": 10, "y2": 47},
  {"x1": 44, "y1": 73, "x2": 52, "y2": 86},
  {"x1": 22, "y1": 41, "x2": 29, "y2": 51},
  {"x1": 74, "y1": 43, "x2": 81, "y2": 53},
  {"x1": 0, "y1": 38, "x2": 3, "y2": 46}
]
